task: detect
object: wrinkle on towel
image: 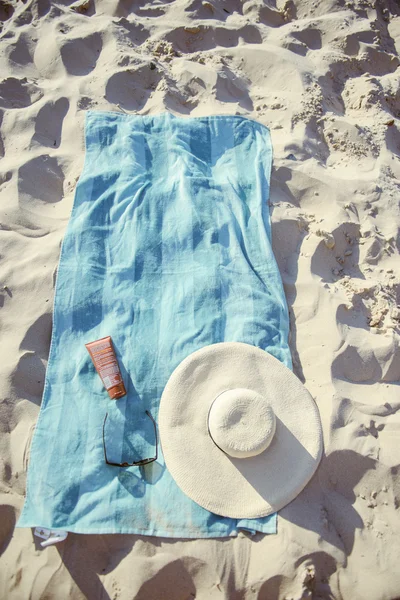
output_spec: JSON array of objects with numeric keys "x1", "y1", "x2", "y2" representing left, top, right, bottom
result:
[{"x1": 18, "y1": 112, "x2": 291, "y2": 537}]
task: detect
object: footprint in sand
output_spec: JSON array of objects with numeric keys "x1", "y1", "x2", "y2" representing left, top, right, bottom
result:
[
  {"x1": 19, "y1": 312, "x2": 52, "y2": 360},
  {"x1": 0, "y1": 1, "x2": 14, "y2": 21},
  {"x1": 358, "y1": 45, "x2": 400, "y2": 77},
  {"x1": 32, "y1": 0, "x2": 52, "y2": 19},
  {"x1": 215, "y1": 65, "x2": 253, "y2": 110},
  {"x1": 105, "y1": 65, "x2": 162, "y2": 111},
  {"x1": 291, "y1": 28, "x2": 322, "y2": 51},
  {"x1": 8, "y1": 31, "x2": 35, "y2": 67},
  {"x1": 34, "y1": 28, "x2": 102, "y2": 78},
  {"x1": 12, "y1": 6, "x2": 33, "y2": 27},
  {"x1": 257, "y1": 4, "x2": 287, "y2": 27},
  {"x1": 332, "y1": 344, "x2": 381, "y2": 384},
  {"x1": 115, "y1": 18, "x2": 150, "y2": 46},
  {"x1": 18, "y1": 154, "x2": 65, "y2": 213},
  {"x1": 165, "y1": 24, "x2": 262, "y2": 54},
  {"x1": 60, "y1": 31, "x2": 103, "y2": 76},
  {"x1": 341, "y1": 28, "x2": 376, "y2": 56},
  {"x1": 32, "y1": 98, "x2": 69, "y2": 148},
  {"x1": 12, "y1": 351, "x2": 47, "y2": 405},
  {"x1": 0, "y1": 77, "x2": 42, "y2": 109}
]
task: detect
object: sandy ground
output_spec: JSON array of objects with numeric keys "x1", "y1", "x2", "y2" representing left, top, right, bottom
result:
[{"x1": 0, "y1": 0, "x2": 400, "y2": 598}]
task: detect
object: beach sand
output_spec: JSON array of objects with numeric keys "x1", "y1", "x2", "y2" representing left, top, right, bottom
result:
[{"x1": 1, "y1": 0, "x2": 400, "y2": 598}]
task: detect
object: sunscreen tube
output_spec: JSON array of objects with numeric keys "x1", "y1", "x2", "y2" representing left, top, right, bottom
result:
[{"x1": 85, "y1": 336, "x2": 127, "y2": 400}]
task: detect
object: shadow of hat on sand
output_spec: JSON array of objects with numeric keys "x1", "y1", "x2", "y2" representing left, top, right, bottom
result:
[{"x1": 280, "y1": 449, "x2": 376, "y2": 555}]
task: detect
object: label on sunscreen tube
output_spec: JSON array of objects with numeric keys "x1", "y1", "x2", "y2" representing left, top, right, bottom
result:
[{"x1": 85, "y1": 336, "x2": 127, "y2": 400}]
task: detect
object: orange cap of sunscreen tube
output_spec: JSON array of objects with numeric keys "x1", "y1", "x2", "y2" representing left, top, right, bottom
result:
[{"x1": 85, "y1": 336, "x2": 127, "y2": 400}]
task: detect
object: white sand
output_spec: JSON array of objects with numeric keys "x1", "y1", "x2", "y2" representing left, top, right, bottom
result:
[{"x1": 1, "y1": 0, "x2": 400, "y2": 598}]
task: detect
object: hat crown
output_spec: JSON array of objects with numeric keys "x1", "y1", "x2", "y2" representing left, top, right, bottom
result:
[{"x1": 208, "y1": 388, "x2": 276, "y2": 459}]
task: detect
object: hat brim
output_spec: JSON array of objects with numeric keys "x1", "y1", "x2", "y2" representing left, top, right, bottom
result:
[{"x1": 159, "y1": 342, "x2": 323, "y2": 519}]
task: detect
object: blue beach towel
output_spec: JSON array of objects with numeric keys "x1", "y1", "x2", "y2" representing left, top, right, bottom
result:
[{"x1": 18, "y1": 112, "x2": 291, "y2": 537}]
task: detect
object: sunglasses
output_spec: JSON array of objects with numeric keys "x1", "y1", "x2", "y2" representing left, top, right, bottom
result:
[{"x1": 102, "y1": 410, "x2": 158, "y2": 467}]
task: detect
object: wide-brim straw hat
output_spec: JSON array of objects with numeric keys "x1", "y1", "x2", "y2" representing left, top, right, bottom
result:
[{"x1": 159, "y1": 342, "x2": 323, "y2": 519}]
